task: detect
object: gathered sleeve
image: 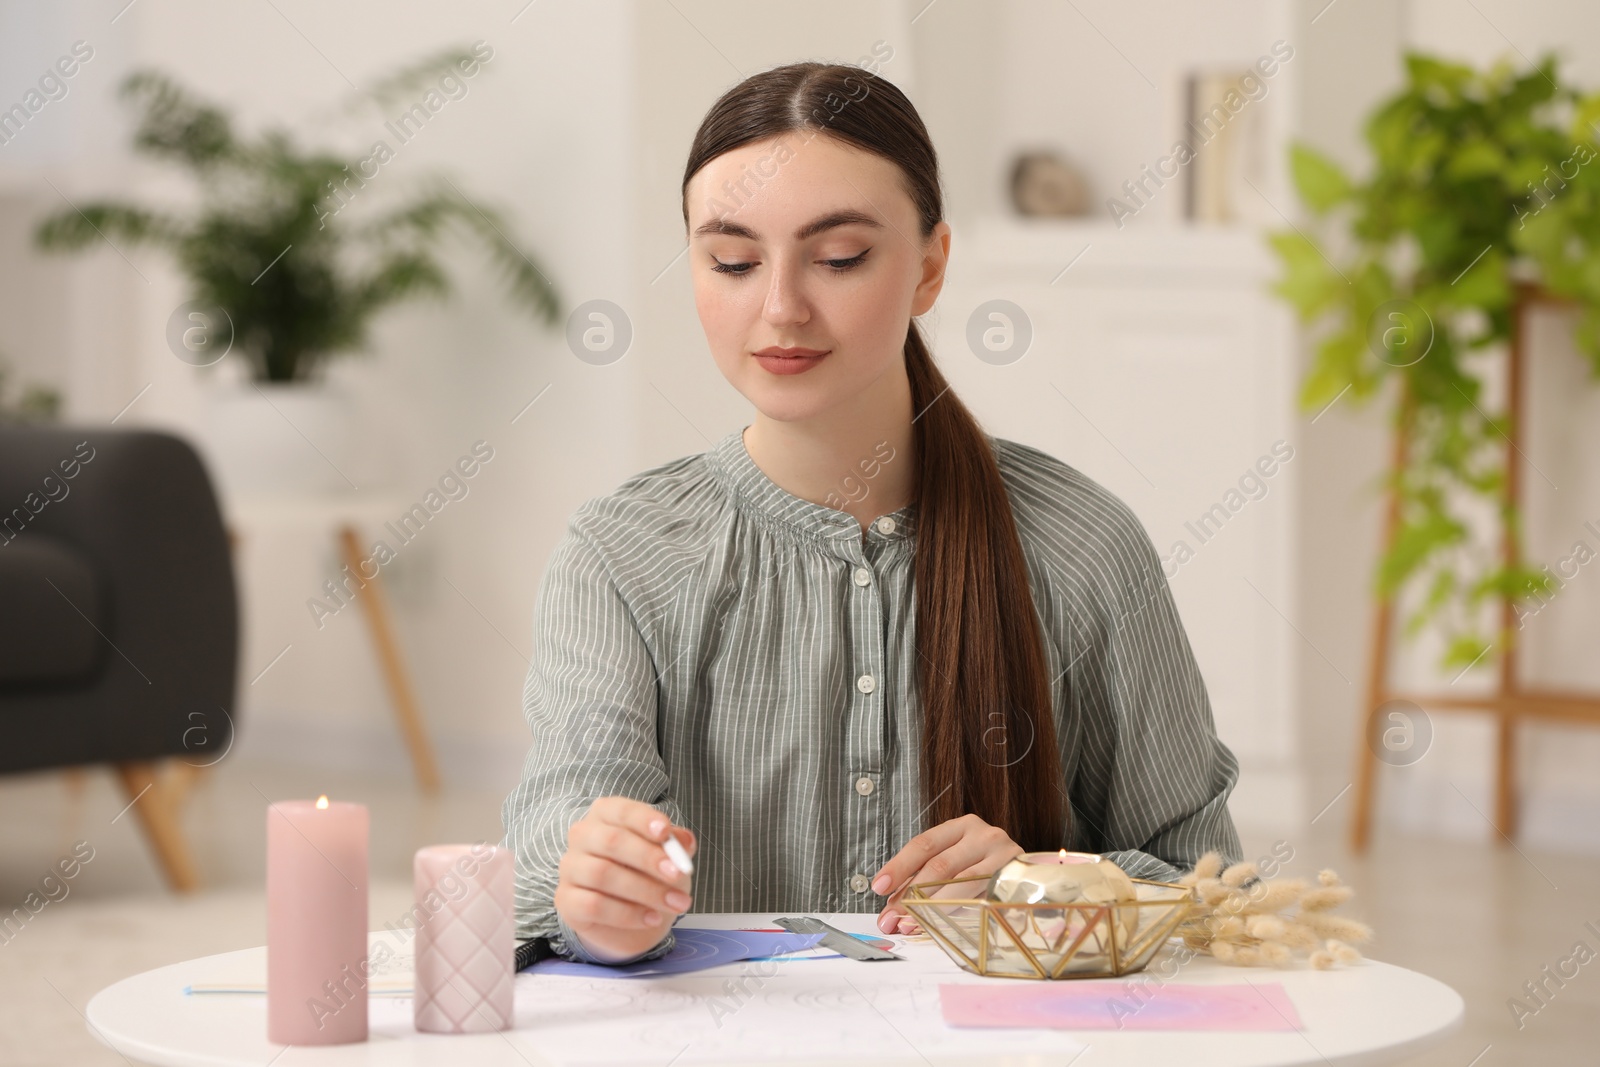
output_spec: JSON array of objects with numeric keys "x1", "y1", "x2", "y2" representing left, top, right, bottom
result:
[{"x1": 499, "y1": 515, "x2": 687, "y2": 964}]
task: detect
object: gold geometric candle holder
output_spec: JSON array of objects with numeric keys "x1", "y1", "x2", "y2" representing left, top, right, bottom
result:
[{"x1": 901, "y1": 862, "x2": 1196, "y2": 980}]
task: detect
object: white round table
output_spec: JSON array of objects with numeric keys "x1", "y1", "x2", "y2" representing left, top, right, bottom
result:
[{"x1": 86, "y1": 912, "x2": 1462, "y2": 1066}]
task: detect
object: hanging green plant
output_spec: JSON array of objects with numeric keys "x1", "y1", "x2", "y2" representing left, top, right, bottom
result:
[{"x1": 1268, "y1": 51, "x2": 1600, "y2": 671}]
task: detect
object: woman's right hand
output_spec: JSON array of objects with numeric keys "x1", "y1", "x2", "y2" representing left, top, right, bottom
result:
[{"x1": 554, "y1": 796, "x2": 697, "y2": 963}]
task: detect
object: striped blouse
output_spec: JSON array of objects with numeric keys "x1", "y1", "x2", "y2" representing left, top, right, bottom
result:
[{"x1": 500, "y1": 424, "x2": 1243, "y2": 963}]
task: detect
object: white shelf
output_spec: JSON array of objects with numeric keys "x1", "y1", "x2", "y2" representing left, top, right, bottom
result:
[{"x1": 954, "y1": 214, "x2": 1279, "y2": 283}]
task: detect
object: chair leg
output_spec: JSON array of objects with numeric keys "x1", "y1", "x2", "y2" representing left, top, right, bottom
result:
[
  {"x1": 114, "y1": 761, "x2": 200, "y2": 892},
  {"x1": 163, "y1": 761, "x2": 212, "y2": 809},
  {"x1": 338, "y1": 525, "x2": 442, "y2": 793}
]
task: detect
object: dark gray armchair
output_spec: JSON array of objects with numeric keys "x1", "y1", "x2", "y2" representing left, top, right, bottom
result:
[{"x1": 0, "y1": 425, "x2": 238, "y2": 890}]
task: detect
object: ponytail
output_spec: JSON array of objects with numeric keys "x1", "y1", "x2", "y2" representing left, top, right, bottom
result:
[{"x1": 904, "y1": 323, "x2": 1067, "y2": 850}]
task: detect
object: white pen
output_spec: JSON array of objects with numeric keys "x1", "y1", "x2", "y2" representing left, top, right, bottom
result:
[{"x1": 662, "y1": 834, "x2": 694, "y2": 875}]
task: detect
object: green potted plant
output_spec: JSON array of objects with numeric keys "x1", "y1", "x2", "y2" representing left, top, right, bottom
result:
[
  {"x1": 34, "y1": 48, "x2": 561, "y2": 491},
  {"x1": 1268, "y1": 51, "x2": 1600, "y2": 671}
]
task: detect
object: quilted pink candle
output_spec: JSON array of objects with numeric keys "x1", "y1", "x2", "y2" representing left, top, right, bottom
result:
[
  {"x1": 266, "y1": 795, "x2": 369, "y2": 1045},
  {"x1": 412, "y1": 843, "x2": 514, "y2": 1033}
]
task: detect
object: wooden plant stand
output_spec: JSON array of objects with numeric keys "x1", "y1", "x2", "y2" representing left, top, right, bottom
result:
[{"x1": 1350, "y1": 286, "x2": 1600, "y2": 851}]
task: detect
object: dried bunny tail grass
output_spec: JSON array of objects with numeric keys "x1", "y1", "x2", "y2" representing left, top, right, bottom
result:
[
  {"x1": 1215, "y1": 916, "x2": 1247, "y2": 939},
  {"x1": 1299, "y1": 885, "x2": 1354, "y2": 911},
  {"x1": 1245, "y1": 915, "x2": 1286, "y2": 940},
  {"x1": 1327, "y1": 939, "x2": 1363, "y2": 964},
  {"x1": 1214, "y1": 885, "x2": 1260, "y2": 915},
  {"x1": 1178, "y1": 855, "x2": 1371, "y2": 969},
  {"x1": 1299, "y1": 912, "x2": 1373, "y2": 943},
  {"x1": 1277, "y1": 921, "x2": 1322, "y2": 950},
  {"x1": 1221, "y1": 860, "x2": 1259, "y2": 887},
  {"x1": 1190, "y1": 851, "x2": 1225, "y2": 882},
  {"x1": 1207, "y1": 892, "x2": 1239, "y2": 916},
  {"x1": 1238, "y1": 878, "x2": 1308, "y2": 914}
]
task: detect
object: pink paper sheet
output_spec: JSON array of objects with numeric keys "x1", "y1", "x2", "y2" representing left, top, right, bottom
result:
[{"x1": 940, "y1": 981, "x2": 1305, "y2": 1031}]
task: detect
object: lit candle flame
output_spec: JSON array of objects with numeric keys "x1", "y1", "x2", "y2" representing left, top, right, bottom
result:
[
  {"x1": 316, "y1": 795, "x2": 329, "y2": 809},
  {"x1": 1059, "y1": 848, "x2": 1067, "y2": 861}
]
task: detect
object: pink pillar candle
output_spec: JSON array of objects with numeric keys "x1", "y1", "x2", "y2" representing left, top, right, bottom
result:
[
  {"x1": 266, "y1": 796, "x2": 369, "y2": 1045},
  {"x1": 412, "y1": 843, "x2": 514, "y2": 1033}
]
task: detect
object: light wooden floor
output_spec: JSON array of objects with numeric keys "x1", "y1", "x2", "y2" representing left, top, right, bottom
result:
[{"x1": 0, "y1": 755, "x2": 1595, "y2": 1065}]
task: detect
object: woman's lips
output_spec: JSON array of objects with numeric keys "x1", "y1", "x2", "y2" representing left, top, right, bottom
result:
[{"x1": 752, "y1": 348, "x2": 830, "y2": 375}]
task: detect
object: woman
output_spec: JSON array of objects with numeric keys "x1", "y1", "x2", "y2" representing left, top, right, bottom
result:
[{"x1": 501, "y1": 61, "x2": 1242, "y2": 965}]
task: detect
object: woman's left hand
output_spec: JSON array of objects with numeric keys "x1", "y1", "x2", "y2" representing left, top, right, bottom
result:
[{"x1": 870, "y1": 813, "x2": 1024, "y2": 934}]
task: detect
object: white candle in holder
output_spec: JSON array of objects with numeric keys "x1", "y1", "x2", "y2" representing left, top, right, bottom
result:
[{"x1": 987, "y1": 850, "x2": 1138, "y2": 956}]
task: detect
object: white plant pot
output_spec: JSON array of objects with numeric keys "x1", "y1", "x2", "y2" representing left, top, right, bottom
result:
[{"x1": 200, "y1": 379, "x2": 366, "y2": 497}]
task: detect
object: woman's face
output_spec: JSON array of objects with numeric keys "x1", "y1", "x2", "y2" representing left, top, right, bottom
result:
[{"x1": 684, "y1": 133, "x2": 950, "y2": 423}]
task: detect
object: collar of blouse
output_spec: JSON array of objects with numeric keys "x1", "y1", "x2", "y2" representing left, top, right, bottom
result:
[{"x1": 707, "y1": 427, "x2": 919, "y2": 557}]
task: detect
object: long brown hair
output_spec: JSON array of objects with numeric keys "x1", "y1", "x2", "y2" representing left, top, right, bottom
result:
[{"x1": 681, "y1": 62, "x2": 1067, "y2": 851}]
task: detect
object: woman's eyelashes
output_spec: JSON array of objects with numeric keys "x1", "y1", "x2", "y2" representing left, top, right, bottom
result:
[{"x1": 709, "y1": 249, "x2": 871, "y2": 276}]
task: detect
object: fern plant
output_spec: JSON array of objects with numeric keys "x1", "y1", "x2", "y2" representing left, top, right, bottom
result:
[
  {"x1": 1268, "y1": 51, "x2": 1600, "y2": 670},
  {"x1": 34, "y1": 51, "x2": 560, "y2": 382}
]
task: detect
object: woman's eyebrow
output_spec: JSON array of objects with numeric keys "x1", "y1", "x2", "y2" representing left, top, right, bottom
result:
[{"x1": 691, "y1": 208, "x2": 882, "y2": 242}]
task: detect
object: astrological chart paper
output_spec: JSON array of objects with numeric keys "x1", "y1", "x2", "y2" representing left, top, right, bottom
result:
[{"x1": 367, "y1": 936, "x2": 1089, "y2": 1064}]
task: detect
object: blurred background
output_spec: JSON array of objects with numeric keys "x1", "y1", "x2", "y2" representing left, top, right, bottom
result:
[{"x1": 1, "y1": 0, "x2": 1598, "y2": 1063}]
